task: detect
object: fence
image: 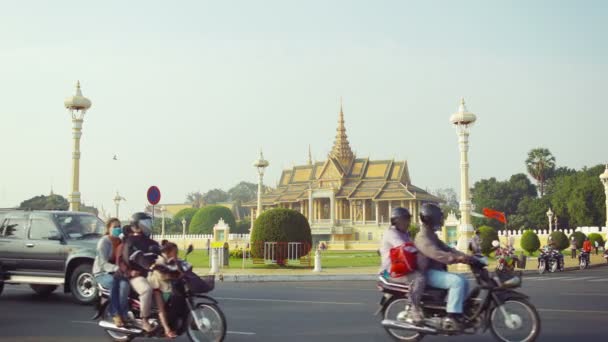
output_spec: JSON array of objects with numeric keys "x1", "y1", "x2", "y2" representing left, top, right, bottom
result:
[{"x1": 251, "y1": 241, "x2": 312, "y2": 266}]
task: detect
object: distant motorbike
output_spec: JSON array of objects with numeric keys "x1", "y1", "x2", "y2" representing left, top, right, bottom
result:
[
  {"x1": 579, "y1": 251, "x2": 590, "y2": 270},
  {"x1": 376, "y1": 255, "x2": 541, "y2": 342},
  {"x1": 538, "y1": 247, "x2": 562, "y2": 274},
  {"x1": 93, "y1": 245, "x2": 226, "y2": 342},
  {"x1": 494, "y1": 244, "x2": 519, "y2": 274},
  {"x1": 603, "y1": 250, "x2": 608, "y2": 264}
]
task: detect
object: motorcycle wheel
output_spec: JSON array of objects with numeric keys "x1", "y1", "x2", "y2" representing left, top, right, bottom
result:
[
  {"x1": 101, "y1": 304, "x2": 133, "y2": 342},
  {"x1": 383, "y1": 297, "x2": 424, "y2": 341},
  {"x1": 538, "y1": 260, "x2": 545, "y2": 275},
  {"x1": 186, "y1": 303, "x2": 227, "y2": 342},
  {"x1": 580, "y1": 258, "x2": 586, "y2": 270},
  {"x1": 549, "y1": 261, "x2": 558, "y2": 273},
  {"x1": 489, "y1": 298, "x2": 541, "y2": 342}
]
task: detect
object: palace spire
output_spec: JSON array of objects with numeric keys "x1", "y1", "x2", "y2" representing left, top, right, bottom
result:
[{"x1": 329, "y1": 98, "x2": 354, "y2": 171}]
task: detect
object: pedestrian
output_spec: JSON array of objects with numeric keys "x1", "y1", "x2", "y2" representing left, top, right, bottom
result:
[
  {"x1": 594, "y1": 240, "x2": 599, "y2": 255},
  {"x1": 570, "y1": 237, "x2": 577, "y2": 259}
]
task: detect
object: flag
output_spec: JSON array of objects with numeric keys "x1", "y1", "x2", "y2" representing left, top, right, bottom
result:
[{"x1": 482, "y1": 208, "x2": 507, "y2": 224}]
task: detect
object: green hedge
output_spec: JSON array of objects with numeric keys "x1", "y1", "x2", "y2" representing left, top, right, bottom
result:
[
  {"x1": 250, "y1": 208, "x2": 312, "y2": 265},
  {"x1": 189, "y1": 205, "x2": 236, "y2": 234},
  {"x1": 569, "y1": 231, "x2": 586, "y2": 249},
  {"x1": 587, "y1": 233, "x2": 605, "y2": 249},
  {"x1": 521, "y1": 230, "x2": 541, "y2": 256},
  {"x1": 478, "y1": 225, "x2": 499, "y2": 256},
  {"x1": 549, "y1": 230, "x2": 569, "y2": 251}
]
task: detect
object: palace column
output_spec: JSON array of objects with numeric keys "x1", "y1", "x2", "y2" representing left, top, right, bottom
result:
[{"x1": 362, "y1": 200, "x2": 367, "y2": 224}]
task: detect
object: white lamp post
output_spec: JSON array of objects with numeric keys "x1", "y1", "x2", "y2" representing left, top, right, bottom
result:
[
  {"x1": 546, "y1": 208, "x2": 554, "y2": 234},
  {"x1": 182, "y1": 218, "x2": 187, "y2": 251},
  {"x1": 113, "y1": 191, "x2": 126, "y2": 219},
  {"x1": 64, "y1": 81, "x2": 92, "y2": 212},
  {"x1": 252, "y1": 149, "x2": 269, "y2": 232},
  {"x1": 450, "y1": 98, "x2": 477, "y2": 252}
]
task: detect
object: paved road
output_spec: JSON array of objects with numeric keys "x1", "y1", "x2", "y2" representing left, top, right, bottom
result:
[{"x1": 1, "y1": 266, "x2": 607, "y2": 342}]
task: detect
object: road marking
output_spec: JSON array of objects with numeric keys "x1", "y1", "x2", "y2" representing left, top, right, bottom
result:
[
  {"x1": 539, "y1": 308, "x2": 608, "y2": 315},
  {"x1": 561, "y1": 276, "x2": 597, "y2": 281},
  {"x1": 216, "y1": 297, "x2": 363, "y2": 305},
  {"x1": 588, "y1": 278, "x2": 608, "y2": 282},
  {"x1": 228, "y1": 331, "x2": 256, "y2": 335},
  {"x1": 294, "y1": 286, "x2": 375, "y2": 292},
  {"x1": 560, "y1": 293, "x2": 608, "y2": 297}
]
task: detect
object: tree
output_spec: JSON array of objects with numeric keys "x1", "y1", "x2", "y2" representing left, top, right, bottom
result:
[
  {"x1": 250, "y1": 208, "x2": 312, "y2": 265},
  {"x1": 525, "y1": 148, "x2": 556, "y2": 197},
  {"x1": 202, "y1": 189, "x2": 230, "y2": 205},
  {"x1": 19, "y1": 194, "x2": 69, "y2": 210},
  {"x1": 477, "y1": 226, "x2": 499, "y2": 256},
  {"x1": 587, "y1": 233, "x2": 605, "y2": 250},
  {"x1": 521, "y1": 230, "x2": 541, "y2": 256},
  {"x1": 514, "y1": 196, "x2": 550, "y2": 230},
  {"x1": 228, "y1": 181, "x2": 260, "y2": 220},
  {"x1": 549, "y1": 231, "x2": 569, "y2": 251},
  {"x1": 173, "y1": 208, "x2": 198, "y2": 232},
  {"x1": 431, "y1": 188, "x2": 459, "y2": 216},
  {"x1": 186, "y1": 192, "x2": 204, "y2": 208},
  {"x1": 233, "y1": 219, "x2": 251, "y2": 234},
  {"x1": 569, "y1": 231, "x2": 586, "y2": 249},
  {"x1": 189, "y1": 205, "x2": 236, "y2": 234}
]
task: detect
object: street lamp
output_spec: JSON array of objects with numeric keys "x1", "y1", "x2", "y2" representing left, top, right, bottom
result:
[
  {"x1": 252, "y1": 149, "x2": 269, "y2": 232},
  {"x1": 160, "y1": 206, "x2": 166, "y2": 239},
  {"x1": 546, "y1": 208, "x2": 554, "y2": 234},
  {"x1": 450, "y1": 98, "x2": 477, "y2": 252},
  {"x1": 64, "y1": 81, "x2": 92, "y2": 211},
  {"x1": 181, "y1": 218, "x2": 187, "y2": 251},
  {"x1": 113, "y1": 191, "x2": 126, "y2": 219},
  {"x1": 600, "y1": 165, "x2": 608, "y2": 228}
]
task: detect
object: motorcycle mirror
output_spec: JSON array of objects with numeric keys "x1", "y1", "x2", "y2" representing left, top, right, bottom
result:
[
  {"x1": 491, "y1": 240, "x2": 500, "y2": 248},
  {"x1": 186, "y1": 244, "x2": 194, "y2": 255}
]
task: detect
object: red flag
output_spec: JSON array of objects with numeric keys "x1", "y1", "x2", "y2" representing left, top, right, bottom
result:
[{"x1": 482, "y1": 208, "x2": 507, "y2": 224}]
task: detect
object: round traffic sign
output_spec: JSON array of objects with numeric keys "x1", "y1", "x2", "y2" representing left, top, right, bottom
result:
[{"x1": 147, "y1": 186, "x2": 161, "y2": 205}]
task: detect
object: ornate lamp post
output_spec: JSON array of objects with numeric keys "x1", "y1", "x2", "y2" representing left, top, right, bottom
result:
[
  {"x1": 113, "y1": 191, "x2": 126, "y2": 218},
  {"x1": 546, "y1": 208, "x2": 554, "y2": 234},
  {"x1": 600, "y1": 165, "x2": 608, "y2": 228},
  {"x1": 450, "y1": 99, "x2": 477, "y2": 252},
  {"x1": 252, "y1": 149, "x2": 269, "y2": 232},
  {"x1": 64, "y1": 81, "x2": 92, "y2": 211}
]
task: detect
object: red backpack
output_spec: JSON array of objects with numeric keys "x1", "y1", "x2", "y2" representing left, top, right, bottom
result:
[{"x1": 389, "y1": 242, "x2": 418, "y2": 278}]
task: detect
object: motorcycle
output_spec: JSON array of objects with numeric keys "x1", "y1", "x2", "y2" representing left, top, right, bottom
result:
[
  {"x1": 538, "y1": 247, "x2": 562, "y2": 274},
  {"x1": 579, "y1": 251, "x2": 590, "y2": 270},
  {"x1": 494, "y1": 244, "x2": 520, "y2": 274},
  {"x1": 376, "y1": 256, "x2": 541, "y2": 342},
  {"x1": 93, "y1": 245, "x2": 227, "y2": 342},
  {"x1": 603, "y1": 249, "x2": 608, "y2": 264}
]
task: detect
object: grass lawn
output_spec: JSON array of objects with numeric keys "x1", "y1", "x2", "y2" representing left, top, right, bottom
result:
[{"x1": 183, "y1": 249, "x2": 380, "y2": 269}]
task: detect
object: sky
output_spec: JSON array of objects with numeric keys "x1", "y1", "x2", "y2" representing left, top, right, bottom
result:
[{"x1": 1, "y1": 0, "x2": 607, "y2": 219}]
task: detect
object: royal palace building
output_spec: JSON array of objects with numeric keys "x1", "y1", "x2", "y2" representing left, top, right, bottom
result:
[{"x1": 246, "y1": 104, "x2": 442, "y2": 249}]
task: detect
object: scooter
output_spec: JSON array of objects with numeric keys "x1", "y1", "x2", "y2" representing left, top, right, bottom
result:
[{"x1": 579, "y1": 251, "x2": 590, "y2": 270}]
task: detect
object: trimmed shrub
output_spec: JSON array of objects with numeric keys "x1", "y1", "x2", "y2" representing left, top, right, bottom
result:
[
  {"x1": 189, "y1": 205, "x2": 237, "y2": 234},
  {"x1": 587, "y1": 233, "x2": 605, "y2": 249},
  {"x1": 549, "y1": 230, "x2": 569, "y2": 251},
  {"x1": 521, "y1": 230, "x2": 541, "y2": 256},
  {"x1": 569, "y1": 231, "x2": 586, "y2": 249},
  {"x1": 173, "y1": 208, "x2": 198, "y2": 230},
  {"x1": 478, "y1": 225, "x2": 499, "y2": 256},
  {"x1": 250, "y1": 208, "x2": 312, "y2": 265}
]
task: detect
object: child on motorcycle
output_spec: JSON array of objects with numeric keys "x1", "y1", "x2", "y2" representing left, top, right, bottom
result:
[{"x1": 147, "y1": 240, "x2": 181, "y2": 338}]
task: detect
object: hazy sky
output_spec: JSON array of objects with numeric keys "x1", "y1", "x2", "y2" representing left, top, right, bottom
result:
[{"x1": 1, "y1": 0, "x2": 606, "y2": 218}]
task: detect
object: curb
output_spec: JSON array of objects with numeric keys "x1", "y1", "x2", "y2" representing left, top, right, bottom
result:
[{"x1": 204, "y1": 263, "x2": 607, "y2": 283}]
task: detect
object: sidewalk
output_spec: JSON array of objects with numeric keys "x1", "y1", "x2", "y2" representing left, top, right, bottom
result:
[{"x1": 195, "y1": 253, "x2": 607, "y2": 282}]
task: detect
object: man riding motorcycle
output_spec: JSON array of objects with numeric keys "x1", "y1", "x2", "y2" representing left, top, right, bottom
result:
[{"x1": 415, "y1": 203, "x2": 472, "y2": 331}]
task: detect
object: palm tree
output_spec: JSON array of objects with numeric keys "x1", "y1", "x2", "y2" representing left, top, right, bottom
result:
[{"x1": 525, "y1": 148, "x2": 556, "y2": 197}]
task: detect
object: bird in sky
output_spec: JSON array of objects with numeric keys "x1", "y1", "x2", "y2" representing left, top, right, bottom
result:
[{"x1": 113, "y1": 155, "x2": 118, "y2": 160}]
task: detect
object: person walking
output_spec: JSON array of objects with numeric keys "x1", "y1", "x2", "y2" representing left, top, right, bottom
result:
[
  {"x1": 570, "y1": 237, "x2": 577, "y2": 259},
  {"x1": 594, "y1": 240, "x2": 599, "y2": 255}
]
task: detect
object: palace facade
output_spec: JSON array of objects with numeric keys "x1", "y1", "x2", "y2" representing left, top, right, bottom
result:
[{"x1": 246, "y1": 104, "x2": 442, "y2": 249}]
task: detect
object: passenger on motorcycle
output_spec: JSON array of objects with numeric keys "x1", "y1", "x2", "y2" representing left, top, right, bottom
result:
[
  {"x1": 93, "y1": 218, "x2": 131, "y2": 327},
  {"x1": 147, "y1": 240, "x2": 181, "y2": 338},
  {"x1": 415, "y1": 203, "x2": 472, "y2": 331},
  {"x1": 120, "y1": 212, "x2": 160, "y2": 332},
  {"x1": 379, "y1": 207, "x2": 425, "y2": 324}
]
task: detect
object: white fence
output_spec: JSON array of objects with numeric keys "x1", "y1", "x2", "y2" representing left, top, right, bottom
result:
[
  {"x1": 497, "y1": 227, "x2": 607, "y2": 237},
  {"x1": 160, "y1": 233, "x2": 250, "y2": 240}
]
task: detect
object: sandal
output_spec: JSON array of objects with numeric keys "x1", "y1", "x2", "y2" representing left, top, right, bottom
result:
[
  {"x1": 112, "y1": 316, "x2": 124, "y2": 328},
  {"x1": 165, "y1": 330, "x2": 178, "y2": 339}
]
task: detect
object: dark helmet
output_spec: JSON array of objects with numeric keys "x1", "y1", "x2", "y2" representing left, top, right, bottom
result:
[
  {"x1": 131, "y1": 212, "x2": 152, "y2": 226},
  {"x1": 419, "y1": 203, "x2": 444, "y2": 227},
  {"x1": 390, "y1": 207, "x2": 411, "y2": 225},
  {"x1": 130, "y1": 212, "x2": 153, "y2": 236}
]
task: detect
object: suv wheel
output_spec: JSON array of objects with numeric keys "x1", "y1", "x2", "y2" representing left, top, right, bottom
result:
[
  {"x1": 30, "y1": 284, "x2": 58, "y2": 296},
  {"x1": 70, "y1": 264, "x2": 97, "y2": 305}
]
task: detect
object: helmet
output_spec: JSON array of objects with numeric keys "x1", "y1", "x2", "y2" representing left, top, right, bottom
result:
[
  {"x1": 390, "y1": 207, "x2": 411, "y2": 225},
  {"x1": 419, "y1": 203, "x2": 444, "y2": 227},
  {"x1": 130, "y1": 212, "x2": 153, "y2": 236}
]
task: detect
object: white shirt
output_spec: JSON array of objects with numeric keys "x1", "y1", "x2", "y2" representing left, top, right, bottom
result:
[{"x1": 379, "y1": 226, "x2": 412, "y2": 273}]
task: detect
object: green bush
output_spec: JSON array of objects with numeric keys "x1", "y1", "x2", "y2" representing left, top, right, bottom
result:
[
  {"x1": 232, "y1": 219, "x2": 251, "y2": 234},
  {"x1": 250, "y1": 208, "x2": 312, "y2": 265},
  {"x1": 173, "y1": 208, "x2": 198, "y2": 231},
  {"x1": 521, "y1": 230, "x2": 541, "y2": 256},
  {"x1": 478, "y1": 225, "x2": 499, "y2": 256},
  {"x1": 549, "y1": 230, "x2": 569, "y2": 250},
  {"x1": 569, "y1": 231, "x2": 586, "y2": 249},
  {"x1": 587, "y1": 233, "x2": 605, "y2": 249},
  {"x1": 189, "y1": 205, "x2": 237, "y2": 234},
  {"x1": 408, "y1": 224, "x2": 420, "y2": 239}
]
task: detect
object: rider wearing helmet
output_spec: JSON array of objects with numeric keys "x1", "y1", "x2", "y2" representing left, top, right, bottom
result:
[
  {"x1": 415, "y1": 203, "x2": 471, "y2": 331},
  {"x1": 120, "y1": 212, "x2": 159, "y2": 332},
  {"x1": 379, "y1": 207, "x2": 425, "y2": 324}
]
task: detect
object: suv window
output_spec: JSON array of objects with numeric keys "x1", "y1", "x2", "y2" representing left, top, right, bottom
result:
[
  {"x1": 29, "y1": 214, "x2": 60, "y2": 240},
  {"x1": 54, "y1": 213, "x2": 104, "y2": 239},
  {"x1": 1, "y1": 213, "x2": 29, "y2": 239}
]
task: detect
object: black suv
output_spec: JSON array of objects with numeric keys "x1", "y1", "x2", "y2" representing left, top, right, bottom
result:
[{"x1": 0, "y1": 210, "x2": 103, "y2": 304}]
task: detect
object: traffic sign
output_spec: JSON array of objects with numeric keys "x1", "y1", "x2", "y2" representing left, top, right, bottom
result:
[{"x1": 147, "y1": 186, "x2": 161, "y2": 205}]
